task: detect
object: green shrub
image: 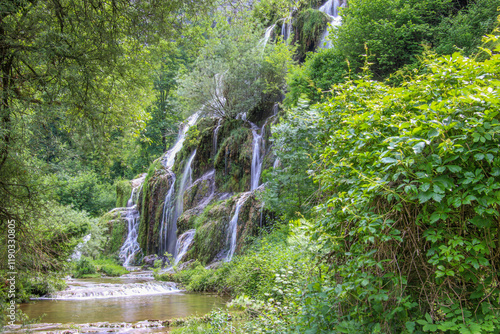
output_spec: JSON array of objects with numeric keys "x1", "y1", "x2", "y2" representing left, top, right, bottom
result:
[
  {"x1": 93, "y1": 258, "x2": 129, "y2": 277},
  {"x1": 74, "y1": 257, "x2": 97, "y2": 278},
  {"x1": 301, "y1": 49, "x2": 500, "y2": 332},
  {"x1": 285, "y1": 48, "x2": 349, "y2": 107}
]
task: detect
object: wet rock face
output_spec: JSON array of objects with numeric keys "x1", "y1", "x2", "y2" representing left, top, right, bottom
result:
[
  {"x1": 185, "y1": 190, "x2": 268, "y2": 265},
  {"x1": 138, "y1": 168, "x2": 174, "y2": 256},
  {"x1": 184, "y1": 170, "x2": 216, "y2": 212},
  {"x1": 187, "y1": 198, "x2": 234, "y2": 264}
]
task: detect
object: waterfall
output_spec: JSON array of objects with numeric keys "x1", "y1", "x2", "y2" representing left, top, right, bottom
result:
[
  {"x1": 259, "y1": 24, "x2": 276, "y2": 50},
  {"x1": 318, "y1": 0, "x2": 344, "y2": 49},
  {"x1": 166, "y1": 150, "x2": 197, "y2": 257},
  {"x1": 281, "y1": 12, "x2": 293, "y2": 42},
  {"x1": 174, "y1": 229, "x2": 196, "y2": 265},
  {"x1": 158, "y1": 174, "x2": 176, "y2": 256},
  {"x1": 226, "y1": 193, "x2": 251, "y2": 262},
  {"x1": 162, "y1": 112, "x2": 200, "y2": 169},
  {"x1": 119, "y1": 188, "x2": 142, "y2": 266},
  {"x1": 250, "y1": 122, "x2": 265, "y2": 191},
  {"x1": 213, "y1": 118, "x2": 223, "y2": 158}
]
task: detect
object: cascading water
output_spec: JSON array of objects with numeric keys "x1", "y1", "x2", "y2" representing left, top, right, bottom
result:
[
  {"x1": 162, "y1": 112, "x2": 200, "y2": 169},
  {"x1": 273, "y1": 157, "x2": 281, "y2": 169},
  {"x1": 213, "y1": 118, "x2": 223, "y2": 158},
  {"x1": 119, "y1": 188, "x2": 142, "y2": 266},
  {"x1": 37, "y1": 281, "x2": 178, "y2": 300},
  {"x1": 259, "y1": 24, "x2": 276, "y2": 50},
  {"x1": 281, "y1": 12, "x2": 293, "y2": 42},
  {"x1": 318, "y1": 0, "x2": 344, "y2": 49},
  {"x1": 165, "y1": 150, "x2": 197, "y2": 257},
  {"x1": 159, "y1": 173, "x2": 176, "y2": 256},
  {"x1": 226, "y1": 192, "x2": 252, "y2": 262},
  {"x1": 250, "y1": 122, "x2": 265, "y2": 191},
  {"x1": 174, "y1": 229, "x2": 196, "y2": 265}
]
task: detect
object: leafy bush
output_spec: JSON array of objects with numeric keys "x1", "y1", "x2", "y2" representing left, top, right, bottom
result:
[
  {"x1": 285, "y1": 48, "x2": 349, "y2": 107},
  {"x1": 74, "y1": 257, "x2": 97, "y2": 278},
  {"x1": 92, "y1": 258, "x2": 129, "y2": 277},
  {"x1": 262, "y1": 100, "x2": 320, "y2": 220},
  {"x1": 55, "y1": 170, "x2": 116, "y2": 217},
  {"x1": 333, "y1": 0, "x2": 498, "y2": 78},
  {"x1": 300, "y1": 47, "x2": 500, "y2": 332}
]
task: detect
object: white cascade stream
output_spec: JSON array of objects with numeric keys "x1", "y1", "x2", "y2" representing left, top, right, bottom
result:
[
  {"x1": 318, "y1": 0, "x2": 345, "y2": 49},
  {"x1": 37, "y1": 281, "x2": 178, "y2": 300},
  {"x1": 166, "y1": 150, "x2": 197, "y2": 258},
  {"x1": 162, "y1": 112, "x2": 200, "y2": 169},
  {"x1": 159, "y1": 174, "x2": 176, "y2": 256},
  {"x1": 226, "y1": 192, "x2": 252, "y2": 262},
  {"x1": 250, "y1": 122, "x2": 265, "y2": 191},
  {"x1": 213, "y1": 118, "x2": 223, "y2": 158},
  {"x1": 119, "y1": 187, "x2": 142, "y2": 267},
  {"x1": 174, "y1": 229, "x2": 196, "y2": 265}
]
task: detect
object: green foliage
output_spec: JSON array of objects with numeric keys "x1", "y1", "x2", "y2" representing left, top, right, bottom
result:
[
  {"x1": 55, "y1": 171, "x2": 116, "y2": 217},
  {"x1": 252, "y1": 0, "x2": 303, "y2": 27},
  {"x1": 293, "y1": 9, "x2": 329, "y2": 61},
  {"x1": 285, "y1": 48, "x2": 349, "y2": 106},
  {"x1": 300, "y1": 49, "x2": 500, "y2": 332},
  {"x1": 334, "y1": 0, "x2": 499, "y2": 78},
  {"x1": 262, "y1": 100, "x2": 320, "y2": 220},
  {"x1": 435, "y1": 0, "x2": 500, "y2": 56},
  {"x1": 92, "y1": 258, "x2": 129, "y2": 277},
  {"x1": 106, "y1": 218, "x2": 127, "y2": 256},
  {"x1": 170, "y1": 226, "x2": 310, "y2": 299},
  {"x1": 115, "y1": 180, "x2": 132, "y2": 208},
  {"x1": 74, "y1": 258, "x2": 97, "y2": 278},
  {"x1": 177, "y1": 13, "x2": 293, "y2": 119}
]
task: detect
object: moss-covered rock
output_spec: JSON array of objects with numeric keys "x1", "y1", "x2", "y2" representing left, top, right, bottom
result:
[
  {"x1": 184, "y1": 170, "x2": 216, "y2": 211},
  {"x1": 100, "y1": 208, "x2": 128, "y2": 257},
  {"x1": 187, "y1": 199, "x2": 234, "y2": 265},
  {"x1": 187, "y1": 190, "x2": 268, "y2": 265},
  {"x1": 138, "y1": 164, "x2": 174, "y2": 256},
  {"x1": 214, "y1": 126, "x2": 253, "y2": 193},
  {"x1": 293, "y1": 8, "x2": 329, "y2": 62},
  {"x1": 115, "y1": 180, "x2": 132, "y2": 208}
]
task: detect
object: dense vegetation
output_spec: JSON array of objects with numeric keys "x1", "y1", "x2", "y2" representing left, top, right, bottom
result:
[{"x1": 1, "y1": 0, "x2": 500, "y2": 332}]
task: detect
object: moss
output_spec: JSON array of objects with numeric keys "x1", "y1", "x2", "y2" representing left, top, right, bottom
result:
[
  {"x1": 138, "y1": 161, "x2": 173, "y2": 255},
  {"x1": 293, "y1": 8, "x2": 329, "y2": 62},
  {"x1": 107, "y1": 216, "x2": 127, "y2": 255},
  {"x1": 173, "y1": 118, "x2": 218, "y2": 181},
  {"x1": 115, "y1": 180, "x2": 132, "y2": 208},
  {"x1": 187, "y1": 199, "x2": 234, "y2": 265},
  {"x1": 100, "y1": 209, "x2": 128, "y2": 257},
  {"x1": 214, "y1": 126, "x2": 253, "y2": 193}
]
